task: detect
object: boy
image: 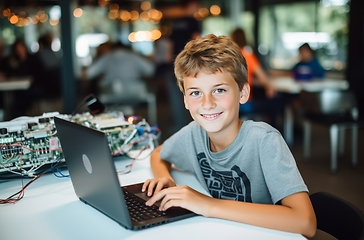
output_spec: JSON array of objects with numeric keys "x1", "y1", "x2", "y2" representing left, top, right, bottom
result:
[
  {"x1": 142, "y1": 34, "x2": 316, "y2": 237},
  {"x1": 292, "y1": 43, "x2": 325, "y2": 80}
]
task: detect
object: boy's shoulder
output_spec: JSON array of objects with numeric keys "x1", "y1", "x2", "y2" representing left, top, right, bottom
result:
[
  {"x1": 240, "y1": 120, "x2": 282, "y2": 144},
  {"x1": 243, "y1": 120, "x2": 278, "y2": 134}
]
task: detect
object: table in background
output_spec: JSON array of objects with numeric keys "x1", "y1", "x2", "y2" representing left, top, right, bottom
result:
[
  {"x1": 0, "y1": 150, "x2": 306, "y2": 240},
  {"x1": 0, "y1": 77, "x2": 32, "y2": 121},
  {"x1": 271, "y1": 77, "x2": 349, "y2": 146}
]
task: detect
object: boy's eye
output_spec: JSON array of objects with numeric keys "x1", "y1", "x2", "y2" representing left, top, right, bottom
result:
[
  {"x1": 190, "y1": 91, "x2": 201, "y2": 97},
  {"x1": 214, "y1": 88, "x2": 226, "y2": 94}
]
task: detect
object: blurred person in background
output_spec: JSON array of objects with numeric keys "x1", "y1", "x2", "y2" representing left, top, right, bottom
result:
[
  {"x1": 0, "y1": 39, "x2": 43, "y2": 80},
  {"x1": 166, "y1": 0, "x2": 202, "y2": 133},
  {"x1": 152, "y1": 23, "x2": 174, "y2": 97},
  {"x1": 0, "y1": 38, "x2": 45, "y2": 118},
  {"x1": 231, "y1": 28, "x2": 284, "y2": 129},
  {"x1": 82, "y1": 41, "x2": 155, "y2": 115},
  {"x1": 94, "y1": 41, "x2": 113, "y2": 61},
  {"x1": 37, "y1": 33, "x2": 62, "y2": 98},
  {"x1": 170, "y1": 0, "x2": 201, "y2": 58},
  {"x1": 291, "y1": 43, "x2": 325, "y2": 81},
  {"x1": 81, "y1": 40, "x2": 113, "y2": 96}
]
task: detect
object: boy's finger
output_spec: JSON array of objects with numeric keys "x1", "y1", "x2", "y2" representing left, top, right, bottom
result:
[
  {"x1": 154, "y1": 181, "x2": 165, "y2": 194},
  {"x1": 147, "y1": 181, "x2": 158, "y2": 196},
  {"x1": 141, "y1": 179, "x2": 150, "y2": 192},
  {"x1": 146, "y1": 189, "x2": 166, "y2": 206}
]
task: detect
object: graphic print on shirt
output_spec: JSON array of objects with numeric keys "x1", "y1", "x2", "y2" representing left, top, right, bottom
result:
[{"x1": 197, "y1": 152, "x2": 252, "y2": 202}]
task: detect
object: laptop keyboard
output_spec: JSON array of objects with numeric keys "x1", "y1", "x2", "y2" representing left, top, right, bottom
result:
[{"x1": 124, "y1": 190, "x2": 166, "y2": 222}]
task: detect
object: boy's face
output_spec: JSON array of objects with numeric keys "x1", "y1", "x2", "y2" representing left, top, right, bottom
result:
[
  {"x1": 299, "y1": 48, "x2": 313, "y2": 62},
  {"x1": 183, "y1": 70, "x2": 249, "y2": 135}
]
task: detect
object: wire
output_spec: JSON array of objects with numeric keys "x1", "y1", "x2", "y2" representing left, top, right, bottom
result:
[
  {"x1": 71, "y1": 93, "x2": 95, "y2": 115},
  {"x1": 0, "y1": 112, "x2": 160, "y2": 203},
  {"x1": 111, "y1": 135, "x2": 146, "y2": 156},
  {"x1": 0, "y1": 156, "x2": 69, "y2": 204},
  {"x1": 117, "y1": 145, "x2": 150, "y2": 175},
  {"x1": 54, "y1": 168, "x2": 69, "y2": 178},
  {"x1": 49, "y1": 158, "x2": 69, "y2": 178},
  {"x1": 124, "y1": 144, "x2": 153, "y2": 161},
  {"x1": 0, "y1": 174, "x2": 43, "y2": 204}
]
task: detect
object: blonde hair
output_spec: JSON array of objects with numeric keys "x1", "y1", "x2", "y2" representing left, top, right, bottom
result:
[{"x1": 174, "y1": 33, "x2": 248, "y2": 92}]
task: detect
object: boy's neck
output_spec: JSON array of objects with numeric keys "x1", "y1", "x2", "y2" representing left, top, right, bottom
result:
[{"x1": 208, "y1": 119, "x2": 243, "y2": 152}]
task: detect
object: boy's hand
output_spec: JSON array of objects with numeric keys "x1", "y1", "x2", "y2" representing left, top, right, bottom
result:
[
  {"x1": 145, "y1": 185, "x2": 214, "y2": 217},
  {"x1": 142, "y1": 177, "x2": 176, "y2": 197}
]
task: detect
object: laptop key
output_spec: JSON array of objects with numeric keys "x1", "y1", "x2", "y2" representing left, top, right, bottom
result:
[{"x1": 124, "y1": 190, "x2": 164, "y2": 222}]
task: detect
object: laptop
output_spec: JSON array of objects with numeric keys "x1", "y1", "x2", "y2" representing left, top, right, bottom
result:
[{"x1": 54, "y1": 116, "x2": 195, "y2": 230}]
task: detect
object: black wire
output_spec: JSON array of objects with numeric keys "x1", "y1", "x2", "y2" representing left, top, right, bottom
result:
[
  {"x1": 0, "y1": 158, "x2": 67, "y2": 180},
  {"x1": 0, "y1": 159, "x2": 67, "y2": 204},
  {"x1": 0, "y1": 174, "x2": 29, "y2": 180},
  {"x1": 0, "y1": 174, "x2": 42, "y2": 204},
  {"x1": 71, "y1": 93, "x2": 95, "y2": 115}
]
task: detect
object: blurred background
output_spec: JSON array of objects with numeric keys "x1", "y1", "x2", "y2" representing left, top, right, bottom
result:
[
  {"x1": 0, "y1": 0, "x2": 361, "y2": 117},
  {"x1": 0, "y1": 1, "x2": 363, "y2": 235}
]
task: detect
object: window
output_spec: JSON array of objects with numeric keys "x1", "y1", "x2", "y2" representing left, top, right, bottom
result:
[{"x1": 259, "y1": 0, "x2": 349, "y2": 72}]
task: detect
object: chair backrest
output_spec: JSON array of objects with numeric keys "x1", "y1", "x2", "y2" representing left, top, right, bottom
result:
[
  {"x1": 310, "y1": 192, "x2": 364, "y2": 240},
  {"x1": 300, "y1": 90, "x2": 358, "y2": 117}
]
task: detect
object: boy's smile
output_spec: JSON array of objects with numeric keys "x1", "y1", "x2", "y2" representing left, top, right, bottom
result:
[
  {"x1": 200, "y1": 112, "x2": 222, "y2": 120},
  {"x1": 183, "y1": 70, "x2": 249, "y2": 145}
]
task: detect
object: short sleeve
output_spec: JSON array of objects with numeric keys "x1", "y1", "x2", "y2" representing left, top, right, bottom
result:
[
  {"x1": 160, "y1": 124, "x2": 196, "y2": 172},
  {"x1": 258, "y1": 131, "x2": 308, "y2": 204}
]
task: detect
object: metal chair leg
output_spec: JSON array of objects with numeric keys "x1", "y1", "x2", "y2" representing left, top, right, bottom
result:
[
  {"x1": 303, "y1": 120, "x2": 311, "y2": 160},
  {"x1": 339, "y1": 128, "x2": 345, "y2": 156},
  {"x1": 330, "y1": 124, "x2": 339, "y2": 173},
  {"x1": 352, "y1": 125, "x2": 358, "y2": 167},
  {"x1": 284, "y1": 105, "x2": 294, "y2": 146}
]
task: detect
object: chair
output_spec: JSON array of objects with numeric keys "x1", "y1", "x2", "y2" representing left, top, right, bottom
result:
[
  {"x1": 98, "y1": 80, "x2": 157, "y2": 125},
  {"x1": 99, "y1": 92, "x2": 157, "y2": 125},
  {"x1": 310, "y1": 192, "x2": 364, "y2": 240},
  {"x1": 300, "y1": 89, "x2": 362, "y2": 173}
]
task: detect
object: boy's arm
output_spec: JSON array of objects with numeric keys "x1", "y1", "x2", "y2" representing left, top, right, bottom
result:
[
  {"x1": 146, "y1": 185, "x2": 316, "y2": 237},
  {"x1": 142, "y1": 145, "x2": 176, "y2": 196},
  {"x1": 143, "y1": 146, "x2": 316, "y2": 236},
  {"x1": 150, "y1": 145, "x2": 173, "y2": 179},
  {"x1": 207, "y1": 191, "x2": 316, "y2": 237},
  {"x1": 254, "y1": 65, "x2": 276, "y2": 99}
]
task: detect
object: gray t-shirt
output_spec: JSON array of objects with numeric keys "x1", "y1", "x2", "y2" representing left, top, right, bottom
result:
[{"x1": 160, "y1": 120, "x2": 308, "y2": 204}]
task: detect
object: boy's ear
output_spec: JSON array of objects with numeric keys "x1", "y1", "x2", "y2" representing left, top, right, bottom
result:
[
  {"x1": 239, "y1": 83, "x2": 250, "y2": 104},
  {"x1": 184, "y1": 95, "x2": 189, "y2": 110}
]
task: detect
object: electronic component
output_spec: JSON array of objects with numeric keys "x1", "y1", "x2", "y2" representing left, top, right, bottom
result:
[{"x1": 0, "y1": 111, "x2": 143, "y2": 177}]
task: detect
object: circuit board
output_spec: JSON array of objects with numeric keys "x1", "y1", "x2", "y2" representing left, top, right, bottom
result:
[{"x1": 0, "y1": 111, "x2": 140, "y2": 177}]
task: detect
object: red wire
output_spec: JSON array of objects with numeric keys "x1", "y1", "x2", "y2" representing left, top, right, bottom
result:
[{"x1": 0, "y1": 173, "x2": 43, "y2": 204}]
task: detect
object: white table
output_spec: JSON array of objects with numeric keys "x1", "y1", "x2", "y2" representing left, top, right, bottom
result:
[
  {"x1": 271, "y1": 77, "x2": 349, "y2": 94},
  {"x1": 0, "y1": 150, "x2": 306, "y2": 240},
  {"x1": 271, "y1": 77, "x2": 349, "y2": 146},
  {"x1": 0, "y1": 77, "x2": 32, "y2": 91}
]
